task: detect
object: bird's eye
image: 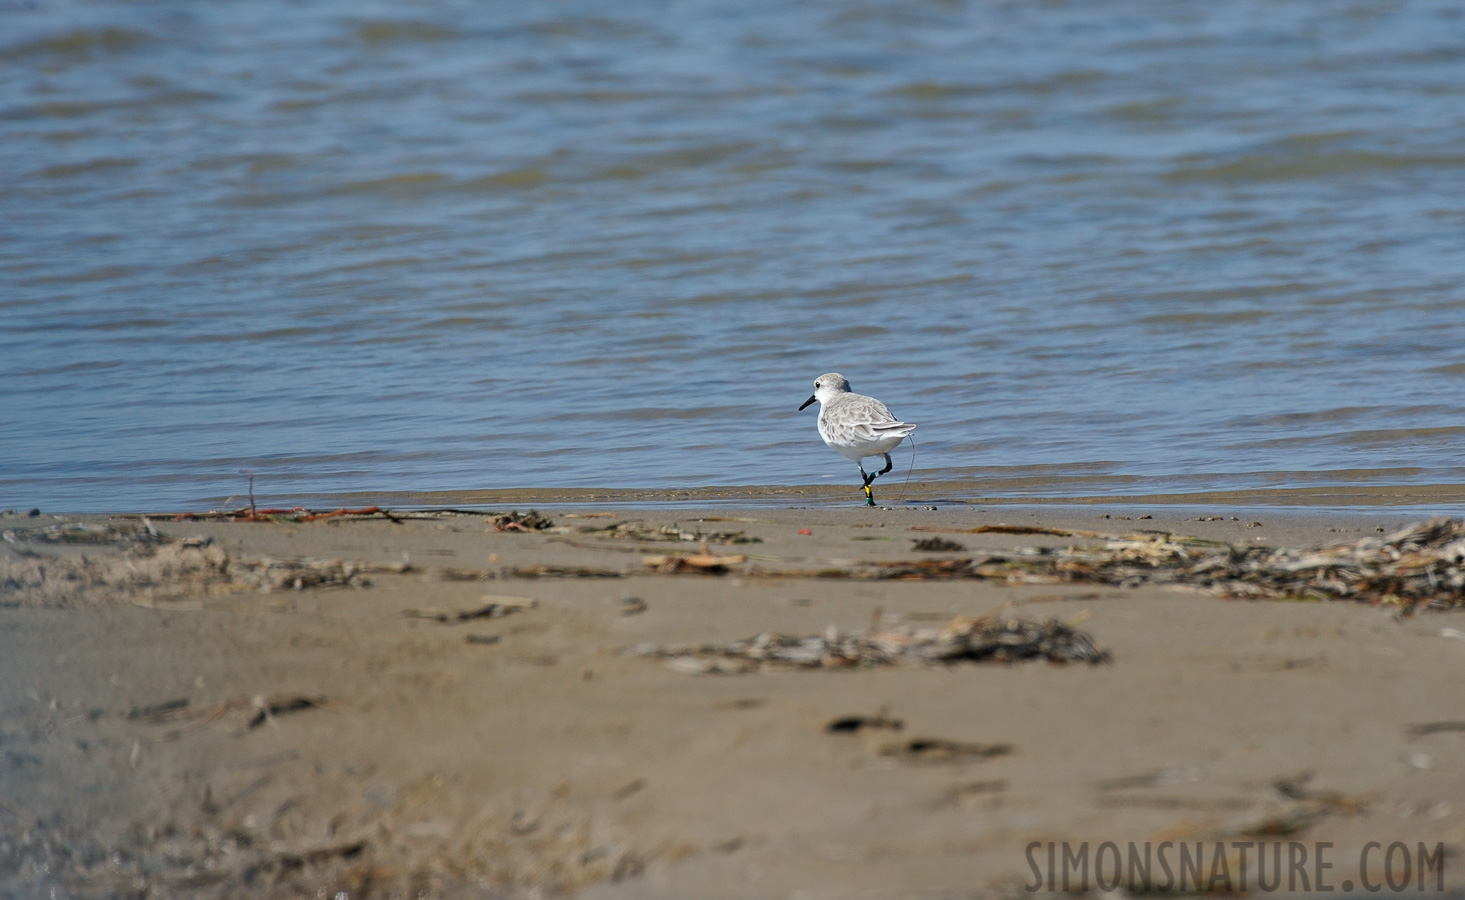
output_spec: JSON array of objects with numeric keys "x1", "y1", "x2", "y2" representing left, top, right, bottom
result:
[{"x1": 814, "y1": 381, "x2": 820, "y2": 388}]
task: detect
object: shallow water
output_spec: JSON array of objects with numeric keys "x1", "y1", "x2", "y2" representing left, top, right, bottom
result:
[{"x1": 3, "y1": 0, "x2": 1464, "y2": 512}]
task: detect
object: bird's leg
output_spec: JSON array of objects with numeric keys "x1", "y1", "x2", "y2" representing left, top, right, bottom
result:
[
  {"x1": 857, "y1": 455, "x2": 895, "y2": 506},
  {"x1": 876, "y1": 453, "x2": 893, "y2": 477}
]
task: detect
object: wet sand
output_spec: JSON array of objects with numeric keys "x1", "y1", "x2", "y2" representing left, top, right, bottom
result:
[
  {"x1": 290, "y1": 481, "x2": 1465, "y2": 513},
  {"x1": 3, "y1": 499, "x2": 1465, "y2": 898}
]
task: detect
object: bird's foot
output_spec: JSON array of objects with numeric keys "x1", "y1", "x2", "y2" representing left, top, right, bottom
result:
[{"x1": 864, "y1": 483, "x2": 875, "y2": 506}]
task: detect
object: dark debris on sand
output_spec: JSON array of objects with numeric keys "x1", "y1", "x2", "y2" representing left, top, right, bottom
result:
[
  {"x1": 1073, "y1": 517, "x2": 1465, "y2": 612},
  {"x1": 493, "y1": 510, "x2": 555, "y2": 532},
  {"x1": 624, "y1": 614, "x2": 1111, "y2": 675},
  {"x1": 835, "y1": 518, "x2": 1465, "y2": 614}
]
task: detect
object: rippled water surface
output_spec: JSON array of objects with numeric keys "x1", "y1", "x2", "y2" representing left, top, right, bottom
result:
[{"x1": 4, "y1": 0, "x2": 1465, "y2": 511}]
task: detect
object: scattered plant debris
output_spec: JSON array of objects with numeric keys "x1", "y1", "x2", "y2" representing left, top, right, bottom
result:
[
  {"x1": 493, "y1": 510, "x2": 555, "y2": 532},
  {"x1": 246, "y1": 695, "x2": 324, "y2": 730},
  {"x1": 880, "y1": 738, "x2": 1013, "y2": 763},
  {"x1": 973, "y1": 525, "x2": 1090, "y2": 536},
  {"x1": 432, "y1": 565, "x2": 494, "y2": 581},
  {"x1": 303, "y1": 506, "x2": 402, "y2": 523},
  {"x1": 0, "y1": 533, "x2": 378, "y2": 608},
  {"x1": 1408, "y1": 721, "x2": 1465, "y2": 736},
  {"x1": 641, "y1": 550, "x2": 746, "y2": 574},
  {"x1": 948, "y1": 779, "x2": 1008, "y2": 797},
  {"x1": 277, "y1": 839, "x2": 365, "y2": 871},
  {"x1": 1231, "y1": 771, "x2": 1371, "y2": 838},
  {"x1": 911, "y1": 537, "x2": 966, "y2": 552},
  {"x1": 404, "y1": 596, "x2": 537, "y2": 622},
  {"x1": 620, "y1": 597, "x2": 648, "y2": 615},
  {"x1": 2, "y1": 522, "x2": 160, "y2": 546},
  {"x1": 502, "y1": 564, "x2": 622, "y2": 579},
  {"x1": 582, "y1": 520, "x2": 760, "y2": 543},
  {"x1": 125, "y1": 698, "x2": 192, "y2": 722},
  {"x1": 611, "y1": 779, "x2": 646, "y2": 800},
  {"x1": 827, "y1": 713, "x2": 904, "y2": 733},
  {"x1": 239, "y1": 557, "x2": 370, "y2": 592},
  {"x1": 1095, "y1": 767, "x2": 1199, "y2": 791},
  {"x1": 171, "y1": 505, "x2": 400, "y2": 523},
  {"x1": 127, "y1": 693, "x2": 327, "y2": 736},
  {"x1": 804, "y1": 518, "x2": 1465, "y2": 613},
  {"x1": 623, "y1": 613, "x2": 1109, "y2": 674}
]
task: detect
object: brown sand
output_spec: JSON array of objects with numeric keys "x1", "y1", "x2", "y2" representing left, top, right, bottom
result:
[{"x1": 3, "y1": 501, "x2": 1464, "y2": 898}]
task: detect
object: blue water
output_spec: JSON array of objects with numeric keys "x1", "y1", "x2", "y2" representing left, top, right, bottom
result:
[{"x1": 3, "y1": 0, "x2": 1465, "y2": 512}]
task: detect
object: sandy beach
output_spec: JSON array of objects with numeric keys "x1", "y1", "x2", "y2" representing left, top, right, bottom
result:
[{"x1": 4, "y1": 497, "x2": 1465, "y2": 898}]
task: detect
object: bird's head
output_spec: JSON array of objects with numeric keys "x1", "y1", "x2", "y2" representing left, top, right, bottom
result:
[{"x1": 799, "y1": 372, "x2": 851, "y2": 411}]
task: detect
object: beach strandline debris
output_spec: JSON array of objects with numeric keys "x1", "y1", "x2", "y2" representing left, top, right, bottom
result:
[
  {"x1": 277, "y1": 839, "x2": 366, "y2": 872},
  {"x1": 2, "y1": 521, "x2": 163, "y2": 546},
  {"x1": 1408, "y1": 721, "x2": 1465, "y2": 736},
  {"x1": 803, "y1": 517, "x2": 1465, "y2": 613},
  {"x1": 0, "y1": 531, "x2": 377, "y2": 608},
  {"x1": 404, "y1": 595, "x2": 537, "y2": 622},
  {"x1": 827, "y1": 711, "x2": 904, "y2": 733},
  {"x1": 641, "y1": 546, "x2": 747, "y2": 574},
  {"x1": 911, "y1": 536, "x2": 966, "y2": 552},
  {"x1": 581, "y1": 519, "x2": 762, "y2": 544},
  {"x1": 302, "y1": 505, "x2": 402, "y2": 523},
  {"x1": 880, "y1": 737, "x2": 1013, "y2": 764},
  {"x1": 620, "y1": 596, "x2": 648, "y2": 615},
  {"x1": 239, "y1": 556, "x2": 372, "y2": 592},
  {"x1": 127, "y1": 693, "x2": 327, "y2": 736},
  {"x1": 245, "y1": 694, "x2": 324, "y2": 730},
  {"x1": 909, "y1": 524, "x2": 1103, "y2": 538},
  {"x1": 623, "y1": 613, "x2": 1110, "y2": 674},
  {"x1": 171, "y1": 505, "x2": 402, "y2": 523},
  {"x1": 502, "y1": 564, "x2": 623, "y2": 579},
  {"x1": 419, "y1": 561, "x2": 622, "y2": 579},
  {"x1": 493, "y1": 510, "x2": 555, "y2": 532},
  {"x1": 1237, "y1": 771, "x2": 1371, "y2": 837}
]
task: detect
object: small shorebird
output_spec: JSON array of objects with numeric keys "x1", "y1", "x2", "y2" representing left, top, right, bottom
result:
[{"x1": 799, "y1": 373, "x2": 916, "y2": 506}]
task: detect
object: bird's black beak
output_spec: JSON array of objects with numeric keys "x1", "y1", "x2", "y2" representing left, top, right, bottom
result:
[{"x1": 799, "y1": 394, "x2": 816, "y2": 411}]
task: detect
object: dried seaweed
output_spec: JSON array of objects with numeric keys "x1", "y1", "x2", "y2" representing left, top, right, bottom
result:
[
  {"x1": 1233, "y1": 771, "x2": 1370, "y2": 837},
  {"x1": 1408, "y1": 721, "x2": 1465, "y2": 736},
  {"x1": 1076, "y1": 518, "x2": 1465, "y2": 611},
  {"x1": 128, "y1": 693, "x2": 328, "y2": 736},
  {"x1": 245, "y1": 695, "x2": 324, "y2": 730},
  {"x1": 276, "y1": 840, "x2": 365, "y2": 871},
  {"x1": 641, "y1": 551, "x2": 746, "y2": 574},
  {"x1": 235, "y1": 556, "x2": 368, "y2": 592},
  {"x1": 0, "y1": 536, "x2": 370, "y2": 608},
  {"x1": 501, "y1": 564, "x2": 622, "y2": 579},
  {"x1": 404, "y1": 595, "x2": 536, "y2": 622},
  {"x1": 826, "y1": 715, "x2": 902, "y2": 735},
  {"x1": 827, "y1": 713, "x2": 904, "y2": 733},
  {"x1": 170, "y1": 505, "x2": 400, "y2": 523},
  {"x1": 880, "y1": 738, "x2": 1013, "y2": 763},
  {"x1": 493, "y1": 510, "x2": 555, "y2": 532},
  {"x1": 623, "y1": 614, "x2": 1110, "y2": 674},
  {"x1": 2, "y1": 522, "x2": 160, "y2": 545},
  {"x1": 582, "y1": 520, "x2": 759, "y2": 544},
  {"x1": 817, "y1": 518, "x2": 1465, "y2": 613},
  {"x1": 911, "y1": 537, "x2": 966, "y2": 552}
]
